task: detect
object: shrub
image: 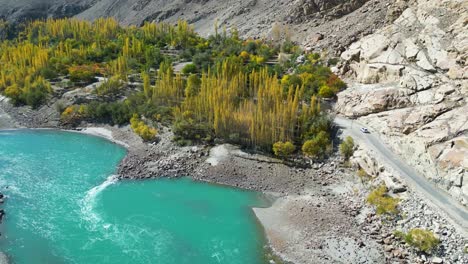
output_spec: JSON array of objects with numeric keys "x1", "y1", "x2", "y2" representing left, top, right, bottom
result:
[
  {"x1": 339, "y1": 136, "x2": 355, "y2": 160},
  {"x1": 357, "y1": 168, "x2": 372, "y2": 182},
  {"x1": 328, "y1": 58, "x2": 339, "y2": 66},
  {"x1": 367, "y1": 185, "x2": 399, "y2": 215},
  {"x1": 404, "y1": 229, "x2": 440, "y2": 253},
  {"x1": 272, "y1": 141, "x2": 295, "y2": 158},
  {"x1": 251, "y1": 55, "x2": 265, "y2": 64},
  {"x1": 357, "y1": 168, "x2": 367, "y2": 177},
  {"x1": 318, "y1": 85, "x2": 335, "y2": 98},
  {"x1": 393, "y1": 230, "x2": 406, "y2": 241},
  {"x1": 39, "y1": 67, "x2": 59, "y2": 80},
  {"x1": 181, "y1": 63, "x2": 197, "y2": 76},
  {"x1": 326, "y1": 74, "x2": 346, "y2": 91},
  {"x1": 239, "y1": 51, "x2": 250, "y2": 61},
  {"x1": 281, "y1": 74, "x2": 302, "y2": 88},
  {"x1": 130, "y1": 114, "x2": 158, "y2": 141},
  {"x1": 61, "y1": 105, "x2": 87, "y2": 125},
  {"x1": 173, "y1": 110, "x2": 213, "y2": 143},
  {"x1": 192, "y1": 52, "x2": 211, "y2": 71},
  {"x1": 69, "y1": 65, "x2": 98, "y2": 83},
  {"x1": 21, "y1": 77, "x2": 52, "y2": 108},
  {"x1": 95, "y1": 75, "x2": 124, "y2": 96},
  {"x1": 86, "y1": 101, "x2": 131, "y2": 126},
  {"x1": 4, "y1": 84, "x2": 21, "y2": 104},
  {"x1": 302, "y1": 131, "x2": 331, "y2": 158}
]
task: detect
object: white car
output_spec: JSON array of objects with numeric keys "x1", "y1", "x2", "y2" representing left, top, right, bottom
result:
[{"x1": 360, "y1": 127, "x2": 370, "y2": 133}]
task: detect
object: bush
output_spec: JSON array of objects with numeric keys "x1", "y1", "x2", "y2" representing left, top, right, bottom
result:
[
  {"x1": 318, "y1": 85, "x2": 335, "y2": 98},
  {"x1": 367, "y1": 185, "x2": 399, "y2": 215},
  {"x1": 69, "y1": 65, "x2": 99, "y2": 83},
  {"x1": 357, "y1": 169, "x2": 366, "y2": 177},
  {"x1": 193, "y1": 52, "x2": 212, "y2": 71},
  {"x1": 250, "y1": 55, "x2": 265, "y2": 64},
  {"x1": 39, "y1": 67, "x2": 59, "y2": 80},
  {"x1": 272, "y1": 141, "x2": 295, "y2": 158},
  {"x1": 404, "y1": 229, "x2": 440, "y2": 253},
  {"x1": 281, "y1": 74, "x2": 302, "y2": 88},
  {"x1": 173, "y1": 110, "x2": 213, "y2": 143},
  {"x1": 130, "y1": 114, "x2": 158, "y2": 141},
  {"x1": 239, "y1": 51, "x2": 250, "y2": 61},
  {"x1": 61, "y1": 105, "x2": 87, "y2": 125},
  {"x1": 181, "y1": 63, "x2": 197, "y2": 75},
  {"x1": 5, "y1": 77, "x2": 53, "y2": 108},
  {"x1": 86, "y1": 101, "x2": 131, "y2": 125},
  {"x1": 339, "y1": 136, "x2": 355, "y2": 160},
  {"x1": 95, "y1": 75, "x2": 124, "y2": 96},
  {"x1": 302, "y1": 131, "x2": 331, "y2": 158}
]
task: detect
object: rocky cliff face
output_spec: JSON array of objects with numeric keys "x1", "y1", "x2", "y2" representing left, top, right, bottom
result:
[{"x1": 336, "y1": 0, "x2": 468, "y2": 205}]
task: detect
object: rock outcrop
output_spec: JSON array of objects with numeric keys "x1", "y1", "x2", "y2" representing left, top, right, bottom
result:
[{"x1": 336, "y1": 0, "x2": 468, "y2": 205}]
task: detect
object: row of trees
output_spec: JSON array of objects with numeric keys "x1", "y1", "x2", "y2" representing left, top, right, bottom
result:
[
  {"x1": 136, "y1": 56, "x2": 332, "y2": 152},
  {"x1": 1, "y1": 18, "x2": 348, "y2": 155}
]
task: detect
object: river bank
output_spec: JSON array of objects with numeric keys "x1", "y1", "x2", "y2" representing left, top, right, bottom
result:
[
  {"x1": 78, "y1": 125, "x2": 387, "y2": 263},
  {"x1": 0, "y1": 98, "x2": 387, "y2": 263},
  {"x1": 1, "y1": 99, "x2": 467, "y2": 263}
]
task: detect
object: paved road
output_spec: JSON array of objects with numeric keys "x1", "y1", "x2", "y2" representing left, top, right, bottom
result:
[{"x1": 335, "y1": 116, "x2": 468, "y2": 236}]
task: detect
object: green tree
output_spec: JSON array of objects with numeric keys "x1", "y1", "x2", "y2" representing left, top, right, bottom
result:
[
  {"x1": 181, "y1": 63, "x2": 197, "y2": 76},
  {"x1": 185, "y1": 74, "x2": 201, "y2": 97},
  {"x1": 142, "y1": 72, "x2": 152, "y2": 99},
  {"x1": 302, "y1": 131, "x2": 331, "y2": 158},
  {"x1": 339, "y1": 136, "x2": 355, "y2": 160}
]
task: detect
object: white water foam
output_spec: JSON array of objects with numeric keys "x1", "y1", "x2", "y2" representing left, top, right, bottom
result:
[{"x1": 80, "y1": 175, "x2": 118, "y2": 231}]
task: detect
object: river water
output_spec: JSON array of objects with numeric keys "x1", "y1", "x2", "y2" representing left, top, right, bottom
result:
[{"x1": 0, "y1": 130, "x2": 269, "y2": 264}]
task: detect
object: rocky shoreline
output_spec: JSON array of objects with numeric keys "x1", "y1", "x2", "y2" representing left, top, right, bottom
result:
[{"x1": 1, "y1": 99, "x2": 467, "y2": 263}]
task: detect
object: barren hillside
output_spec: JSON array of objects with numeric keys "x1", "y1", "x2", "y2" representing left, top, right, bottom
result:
[{"x1": 0, "y1": 0, "x2": 395, "y2": 53}]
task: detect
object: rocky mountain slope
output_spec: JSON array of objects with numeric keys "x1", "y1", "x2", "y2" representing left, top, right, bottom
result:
[
  {"x1": 1, "y1": 0, "x2": 394, "y2": 52},
  {"x1": 335, "y1": 0, "x2": 468, "y2": 205}
]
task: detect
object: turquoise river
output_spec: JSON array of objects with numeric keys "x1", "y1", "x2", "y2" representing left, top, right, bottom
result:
[{"x1": 0, "y1": 130, "x2": 270, "y2": 264}]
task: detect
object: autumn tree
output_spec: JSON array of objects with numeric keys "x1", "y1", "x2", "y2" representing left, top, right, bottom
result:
[
  {"x1": 130, "y1": 114, "x2": 158, "y2": 141},
  {"x1": 273, "y1": 141, "x2": 295, "y2": 158}
]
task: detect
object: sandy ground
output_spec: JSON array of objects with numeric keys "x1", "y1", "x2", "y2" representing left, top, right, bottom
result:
[{"x1": 77, "y1": 127, "x2": 130, "y2": 148}]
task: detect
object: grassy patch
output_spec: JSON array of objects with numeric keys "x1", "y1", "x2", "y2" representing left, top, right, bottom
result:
[
  {"x1": 401, "y1": 229, "x2": 440, "y2": 253},
  {"x1": 366, "y1": 185, "x2": 399, "y2": 215}
]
